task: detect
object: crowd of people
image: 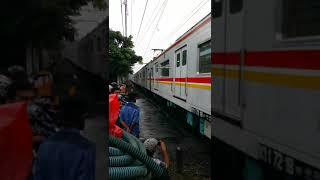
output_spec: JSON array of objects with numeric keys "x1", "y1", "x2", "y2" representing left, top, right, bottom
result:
[
  {"x1": 1, "y1": 68, "x2": 171, "y2": 179},
  {"x1": 109, "y1": 81, "x2": 170, "y2": 175},
  {"x1": 0, "y1": 65, "x2": 95, "y2": 180}
]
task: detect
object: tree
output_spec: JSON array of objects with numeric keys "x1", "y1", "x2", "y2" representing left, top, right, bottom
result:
[{"x1": 109, "y1": 29, "x2": 143, "y2": 81}]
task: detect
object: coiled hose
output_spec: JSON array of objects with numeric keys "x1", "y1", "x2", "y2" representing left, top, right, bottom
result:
[{"x1": 109, "y1": 130, "x2": 168, "y2": 179}]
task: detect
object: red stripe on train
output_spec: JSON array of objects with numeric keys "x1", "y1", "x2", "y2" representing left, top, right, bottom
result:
[
  {"x1": 147, "y1": 77, "x2": 211, "y2": 84},
  {"x1": 212, "y1": 51, "x2": 320, "y2": 70}
]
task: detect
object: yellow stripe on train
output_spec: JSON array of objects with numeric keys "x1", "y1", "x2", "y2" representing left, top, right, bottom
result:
[
  {"x1": 156, "y1": 81, "x2": 211, "y2": 90},
  {"x1": 212, "y1": 67, "x2": 320, "y2": 91}
]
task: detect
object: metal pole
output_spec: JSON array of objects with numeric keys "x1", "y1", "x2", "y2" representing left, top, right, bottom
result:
[{"x1": 124, "y1": 0, "x2": 128, "y2": 37}]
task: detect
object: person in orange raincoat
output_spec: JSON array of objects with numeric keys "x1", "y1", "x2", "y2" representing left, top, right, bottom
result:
[{"x1": 109, "y1": 94, "x2": 123, "y2": 138}]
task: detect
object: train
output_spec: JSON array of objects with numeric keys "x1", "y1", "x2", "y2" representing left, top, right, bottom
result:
[
  {"x1": 212, "y1": 0, "x2": 320, "y2": 179},
  {"x1": 132, "y1": 13, "x2": 212, "y2": 139}
]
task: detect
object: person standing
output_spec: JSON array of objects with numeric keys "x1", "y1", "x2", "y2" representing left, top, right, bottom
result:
[
  {"x1": 119, "y1": 92, "x2": 140, "y2": 138},
  {"x1": 33, "y1": 96, "x2": 95, "y2": 180}
]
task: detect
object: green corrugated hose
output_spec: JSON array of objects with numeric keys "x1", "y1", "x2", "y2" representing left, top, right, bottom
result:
[
  {"x1": 109, "y1": 155, "x2": 133, "y2": 167},
  {"x1": 109, "y1": 166, "x2": 148, "y2": 179},
  {"x1": 122, "y1": 131, "x2": 147, "y2": 155},
  {"x1": 109, "y1": 147, "x2": 124, "y2": 156},
  {"x1": 109, "y1": 130, "x2": 149, "y2": 179},
  {"x1": 109, "y1": 133, "x2": 168, "y2": 178}
]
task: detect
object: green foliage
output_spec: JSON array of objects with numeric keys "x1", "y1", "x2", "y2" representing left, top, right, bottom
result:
[{"x1": 109, "y1": 29, "x2": 143, "y2": 79}]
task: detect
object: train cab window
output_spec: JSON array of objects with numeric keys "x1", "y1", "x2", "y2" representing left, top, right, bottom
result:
[
  {"x1": 213, "y1": 0, "x2": 222, "y2": 18},
  {"x1": 230, "y1": 0, "x2": 243, "y2": 14},
  {"x1": 161, "y1": 60, "x2": 169, "y2": 77},
  {"x1": 182, "y1": 50, "x2": 187, "y2": 66},
  {"x1": 198, "y1": 40, "x2": 211, "y2": 73},
  {"x1": 282, "y1": 0, "x2": 320, "y2": 38},
  {"x1": 176, "y1": 53, "x2": 180, "y2": 67}
]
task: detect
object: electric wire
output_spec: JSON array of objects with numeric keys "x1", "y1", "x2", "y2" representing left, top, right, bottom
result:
[
  {"x1": 136, "y1": 0, "x2": 149, "y2": 40},
  {"x1": 168, "y1": 0, "x2": 209, "y2": 38},
  {"x1": 136, "y1": 0, "x2": 162, "y2": 42},
  {"x1": 143, "y1": 0, "x2": 168, "y2": 58},
  {"x1": 136, "y1": 0, "x2": 167, "y2": 48}
]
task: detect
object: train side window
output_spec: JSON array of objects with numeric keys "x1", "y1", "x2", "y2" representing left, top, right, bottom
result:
[
  {"x1": 161, "y1": 60, "x2": 169, "y2": 77},
  {"x1": 213, "y1": 0, "x2": 222, "y2": 18},
  {"x1": 281, "y1": 0, "x2": 320, "y2": 38},
  {"x1": 182, "y1": 50, "x2": 187, "y2": 66},
  {"x1": 176, "y1": 53, "x2": 180, "y2": 67},
  {"x1": 198, "y1": 40, "x2": 211, "y2": 73},
  {"x1": 230, "y1": 0, "x2": 243, "y2": 14}
]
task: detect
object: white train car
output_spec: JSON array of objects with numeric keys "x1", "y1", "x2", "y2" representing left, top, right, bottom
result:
[
  {"x1": 212, "y1": 0, "x2": 320, "y2": 179},
  {"x1": 133, "y1": 13, "x2": 211, "y2": 139}
]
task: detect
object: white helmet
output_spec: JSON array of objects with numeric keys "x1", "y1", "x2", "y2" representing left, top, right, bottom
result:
[{"x1": 143, "y1": 138, "x2": 159, "y2": 153}]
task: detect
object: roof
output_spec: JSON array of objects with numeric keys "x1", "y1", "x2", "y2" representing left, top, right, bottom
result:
[{"x1": 134, "y1": 13, "x2": 211, "y2": 75}]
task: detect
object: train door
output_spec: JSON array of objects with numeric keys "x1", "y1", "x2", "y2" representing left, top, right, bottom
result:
[
  {"x1": 212, "y1": 0, "x2": 226, "y2": 114},
  {"x1": 180, "y1": 48, "x2": 187, "y2": 99},
  {"x1": 149, "y1": 68, "x2": 151, "y2": 90},
  {"x1": 154, "y1": 63, "x2": 159, "y2": 90},
  {"x1": 150, "y1": 67, "x2": 154, "y2": 90},
  {"x1": 174, "y1": 51, "x2": 181, "y2": 97},
  {"x1": 174, "y1": 49, "x2": 186, "y2": 100},
  {"x1": 224, "y1": 0, "x2": 244, "y2": 120}
]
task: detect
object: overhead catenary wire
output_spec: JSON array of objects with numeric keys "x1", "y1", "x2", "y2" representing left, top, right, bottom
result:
[
  {"x1": 136, "y1": 0, "x2": 149, "y2": 41},
  {"x1": 168, "y1": 0, "x2": 209, "y2": 38},
  {"x1": 136, "y1": 0, "x2": 167, "y2": 49},
  {"x1": 143, "y1": 0, "x2": 168, "y2": 58},
  {"x1": 135, "y1": 0, "x2": 162, "y2": 43}
]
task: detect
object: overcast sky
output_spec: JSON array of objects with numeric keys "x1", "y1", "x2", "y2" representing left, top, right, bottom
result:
[{"x1": 110, "y1": 0, "x2": 210, "y2": 73}]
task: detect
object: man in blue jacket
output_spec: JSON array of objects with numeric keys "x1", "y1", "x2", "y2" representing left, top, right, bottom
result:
[
  {"x1": 120, "y1": 92, "x2": 140, "y2": 138},
  {"x1": 34, "y1": 96, "x2": 95, "y2": 180}
]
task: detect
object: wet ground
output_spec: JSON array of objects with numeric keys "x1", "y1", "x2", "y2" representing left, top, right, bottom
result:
[{"x1": 137, "y1": 93, "x2": 211, "y2": 180}]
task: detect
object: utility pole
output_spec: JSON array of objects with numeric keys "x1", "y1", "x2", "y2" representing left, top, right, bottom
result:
[{"x1": 124, "y1": 0, "x2": 128, "y2": 37}]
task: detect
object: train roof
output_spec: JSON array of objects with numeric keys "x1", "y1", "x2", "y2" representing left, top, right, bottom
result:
[{"x1": 134, "y1": 13, "x2": 211, "y2": 75}]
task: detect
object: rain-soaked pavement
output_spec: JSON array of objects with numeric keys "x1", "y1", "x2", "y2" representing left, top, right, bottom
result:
[{"x1": 137, "y1": 92, "x2": 211, "y2": 180}]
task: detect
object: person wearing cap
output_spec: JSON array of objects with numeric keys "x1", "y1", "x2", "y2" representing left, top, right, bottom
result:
[
  {"x1": 34, "y1": 96, "x2": 95, "y2": 180},
  {"x1": 144, "y1": 138, "x2": 170, "y2": 169},
  {"x1": 119, "y1": 92, "x2": 140, "y2": 138}
]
